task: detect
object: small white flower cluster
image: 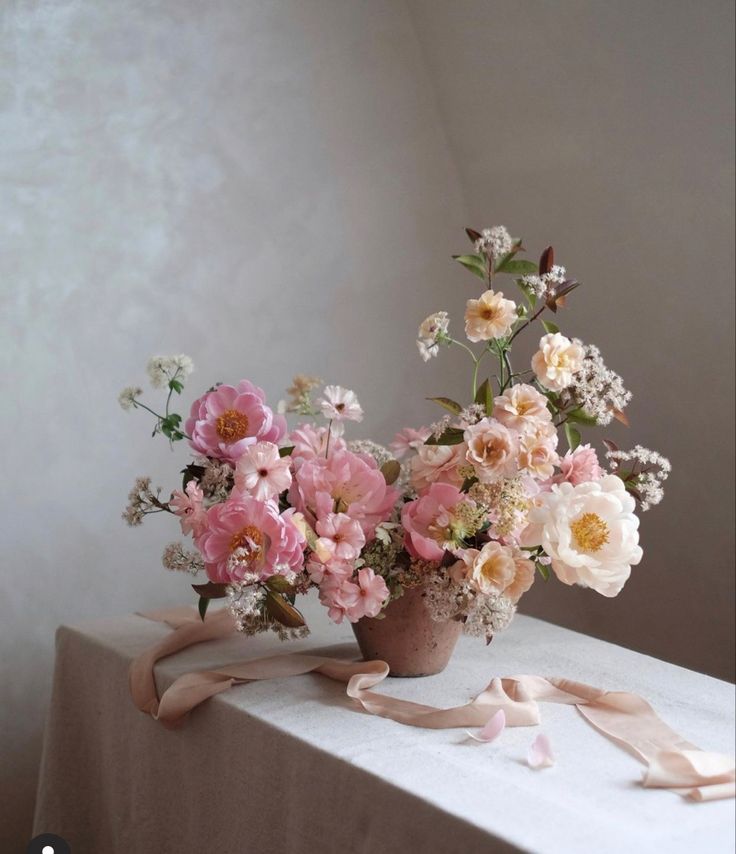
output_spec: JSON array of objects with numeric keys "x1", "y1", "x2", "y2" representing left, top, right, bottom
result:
[
  {"x1": 422, "y1": 571, "x2": 515, "y2": 643},
  {"x1": 606, "y1": 445, "x2": 671, "y2": 511},
  {"x1": 122, "y1": 476, "x2": 161, "y2": 526},
  {"x1": 195, "y1": 456, "x2": 234, "y2": 505},
  {"x1": 162, "y1": 542, "x2": 204, "y2": 574},
  {"x1": 118, "y1": 386, "x2": 143, "y2": 411},
  {"x1": 474, "y1": 225, "x2": 513, "y2": 258},
  {"x1": 458, "y1": 403, "x2": 486, "y2": 426},
  {"x1": 521, "y1": 265, "x2": 567, "y2": 299},
  {"x1": 226, "y1": 580, "x2": 267, "y2": 625},
  {"x1": 428, "y1": 413, "x2": 453, "y2": 440},
  {"x1": 347, "y1": 440, "x2": 394, "y2": 469},
  {"x1": 569, "y1": 343, "x2": 632, "y2": 425},
  {"x1": 146, "y1": 354, "x2": 194, "y2": 389},
  {"x1": 417, "y1": 311, "x2": 450, "y2": 362}
]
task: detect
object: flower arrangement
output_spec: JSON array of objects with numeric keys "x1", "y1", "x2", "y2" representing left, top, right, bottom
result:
[{"x1": 120, "y1": 225, "x2": 669, "y2": 643}]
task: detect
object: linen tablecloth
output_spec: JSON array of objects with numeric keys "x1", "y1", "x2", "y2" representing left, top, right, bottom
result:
[{"x1": 33, "y1": 600, "x2": 735, "y2": 853}]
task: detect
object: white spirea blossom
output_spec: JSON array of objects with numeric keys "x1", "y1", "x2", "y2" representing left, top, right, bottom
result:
[
  {"x1": 118, "y1": 386, "x2": 142, "y2": 411},
  {"x1": 606, "y1": 445, "x2": 671, "y2": 511},
  {"x1": 162, "y1": 542, "x2": 204, "y2": 574},
  {"x1": 569, "y1": 343, "x2": 631, "y2": 425},
  {"x1": 474, "y1": 226, "x2": 513, "y2": 258},
  {"x1": 146, "y1": 354, "x2": 195, "y2": 389},
  {"x1": 521, "y1": 265, "x2": 567, "y2": 299}
]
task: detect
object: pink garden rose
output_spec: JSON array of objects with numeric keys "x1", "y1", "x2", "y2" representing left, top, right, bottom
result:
[
  {"x1": 401, "y1": 482, "x2": 467, "y2": 562},
  {"x1": 547, "y1": 444, "x2": 603, "y2": 486},
  {"x1": 186, "y1": 380, "x2": 286, "y2": 464},
  {"x1": 289, "y1": 448, "x2": 398, "y2": 538},
  {"x1": 410, "y1": 443, "x2": 467, "y2": 493},
  {"x1": 289, "y1": 422, "x2": 346, "y2": 463},
  {"x1": 318, "y1": 567, "x2": 388, "y2": 623},
  {"x1": 390, "y1": 426, "x2": 432, "y2": 459},
  {"x1": 318, "y1": 574, "x2": 360, "y2": 623},
  {"x1": 315, "y1": 512, "x2": 366, "y2": 562},
  {"x1": 169, "y1": 480, "x2": 206, "y2": 537},
  {"x1": 196, "y1": 495, "x2": 305, "y2": 583}
]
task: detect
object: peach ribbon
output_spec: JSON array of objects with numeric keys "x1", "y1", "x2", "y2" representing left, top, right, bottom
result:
[{"x1": 129, "y1": 607, "x2": 735, "y2": 802}]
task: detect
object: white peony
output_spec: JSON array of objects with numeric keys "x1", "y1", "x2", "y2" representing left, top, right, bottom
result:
[
  {"x1": 531, "y1": 333, "x2": 584, "y2": 391},
  {"x1": 520, "y1": 475, "x2": 642, "y2": 597}
]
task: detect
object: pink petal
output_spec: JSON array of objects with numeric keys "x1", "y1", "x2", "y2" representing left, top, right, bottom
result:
[
  {"x1": 466, "y1": 709, "x2": 506, "y2": 743},
  {"x1": 527, "y1": 733, "x2": 555, "y2": 769}
]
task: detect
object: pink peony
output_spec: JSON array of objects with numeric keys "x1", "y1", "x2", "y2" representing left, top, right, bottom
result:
[
  {"x1": 289, "y1": 422, "x2": 346, "y2": 463},
  {"x1": 234, "y1": 441, "x2": 292, "y2": 501},
  {"x1": 390, "y1": 426, "x2": 432, "y2": 459},
  {"x1": 315, "y1": 512, "x2": 366, "y2": 562},
  {"x1": 169, "y1": 480, "x2": 207, "y2": 537},
  {"x1": 346, "y1": 568, "x2": 389, "y2": 621},
  {"x1": 548, "y1": 444, "x2": 603, "y2": 486},
  {"x1": 186, "y1": 380, "x2": 286, "y2": 464},
  {"x1": 197, "y1": 496, "x2": 305, "y2": 583},
  {"x1": 410, "y1": 443, "x2": 467, "y2": 493},
  {"x1": 289, "y1": 448, "x2": 399, "y2": 538},
  {"x1": 401, "y1": 482, "x2": 466, "y2": 562}
]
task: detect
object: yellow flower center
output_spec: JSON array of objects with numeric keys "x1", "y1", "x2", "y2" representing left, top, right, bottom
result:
[
  {"x1": 229, "y1": 525, "x2": 264, "y2": 561},
  {"x1": 570, "y1": 513, "x2": 609, "y2": 552},
  {"x1": 216, "y1": 409, "x2": 250, "y2": 443}
]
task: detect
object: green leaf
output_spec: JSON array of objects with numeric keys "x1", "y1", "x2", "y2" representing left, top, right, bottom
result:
[
  {"x1": 535, "y1": 562, "x2": 550, "y2": 581},
  {"x1": 453, "y1": 254, "x2": 486, "y2": 280},
  {"x1": 198, "y1": 596, "x2": 210, "y2": 621},
  {"x1": 169, "y1": 379, "x2": 184, "y2": 394},
  {"x1": 380, "y1": 459, "x2": 401, "y2": 485},
  {"x1": 266, "y1": 576, "x2": 295, "y2": 595},
  {"x1": 426, "y1": 396, "x2": 463, "y2": 415},
  {"x1": 192, "y1": 582, "x2": 229, "y2": 599},
  {"x1": 566, "y1": 408, "x2": 598, "y2": 426},
  {"x1": 474, "y1": 378, "x2": 493, "y2": 416},
  {"x1": 496, "y1": 258, "x2": 538, "y2": 276},
  {"x1": 425, "y1": 426, "x2": 466, "y2": 446},
  {"x1": 564, "y1": 423, "x2": 582, "y2": 452},
  {"x1": 264, "y1": 590, "x2": 306, "y2": 628},
  {"x1": 278, "y1": 445, "x2": 295, "y2": 457},
  {"x1": 541, "y1": 320, "x2": 560, "y2": 334}
]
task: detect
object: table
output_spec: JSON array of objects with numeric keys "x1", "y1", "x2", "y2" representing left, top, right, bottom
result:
[{"x1": 33, "y1": 599, "x2": 735, "y2": 853}]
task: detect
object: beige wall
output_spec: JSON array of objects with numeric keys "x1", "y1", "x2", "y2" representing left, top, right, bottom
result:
[
  {"x1": 0, "y1": 0, "x2": 733, "y2": 848},
  {"x1": 408, "y1": 0, "x2": 735, "y2": 678}
]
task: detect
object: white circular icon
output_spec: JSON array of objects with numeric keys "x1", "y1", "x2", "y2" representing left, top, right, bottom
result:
[{"x1": 42, "y1": 847, "x2": 55, "y2": 854}]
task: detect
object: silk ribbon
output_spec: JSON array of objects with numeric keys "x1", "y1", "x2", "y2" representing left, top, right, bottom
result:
[{"x1": 129, "y1": 607, "x2": 735, "y2": 802}]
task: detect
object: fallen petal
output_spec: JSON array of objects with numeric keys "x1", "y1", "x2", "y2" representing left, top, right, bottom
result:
[
  {"x1": 466, "y1": 709, "x2": 506, "y2": 743},
  {"x1": 528, "y1": 733, "x2": 555, "y2": 769}
]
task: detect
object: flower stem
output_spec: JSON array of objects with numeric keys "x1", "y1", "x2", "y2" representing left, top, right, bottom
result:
[{"x1": 325, "y1": 419, "x2": 333, "y2": 458}]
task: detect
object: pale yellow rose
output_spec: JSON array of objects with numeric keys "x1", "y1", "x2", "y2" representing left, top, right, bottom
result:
[
  {"x1": 531, "y1": 332, "x2": 584, "y2": 391},
  {"x1": 465, "y1": 290, "x2": 517, "y2": 342}
]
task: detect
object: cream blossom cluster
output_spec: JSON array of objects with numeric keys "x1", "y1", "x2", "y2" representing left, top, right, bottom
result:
[
  {"x1": 122, "y1": 476, "x2": 164, "y2": 526},
  {"x1": 118, "y1": 386, "x2": 143, "y2": 411},
  {"x1": 606, "y1": 445, "x2": 670, "y2": 511},
  {"x1": 146, "y1": 354, "x2": 194, "y2": 389},
  {"x1": 161, "y1": 542, "x2": 204, "y2": 574},
  {"x1": 521, "y1": 265, "x2": 567, "y2": 299},
  {"x1": 473, "y1": 225, "x2": 514, "y2": 258},
  {"x1": 568, "y1": 343, "x2": 632, "y2": 425}
]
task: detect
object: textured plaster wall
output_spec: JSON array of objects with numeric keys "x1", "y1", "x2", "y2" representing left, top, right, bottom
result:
[{"x1": 0, "y1": 1, "x2": 468, "y2": 845}]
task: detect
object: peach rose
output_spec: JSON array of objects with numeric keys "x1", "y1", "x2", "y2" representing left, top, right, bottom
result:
[
  {"x1": 464, "y1": 418, "x2": 518, "y2": 483},
  {"x1": 465, "y1": 290, "x2": 517, "y2": 342},
  {"x1": 518, "y1": 422, "x2": 559, "y2": 481},
  {"x1": 410, "y1": 443, "x2": 467, "y2": 493},
  {"x1": 531, "y1": 333, "x2": 584, "y2": 391},
  {"x1": 494, "y1": 383, "x2": 552, "y2": 431}
]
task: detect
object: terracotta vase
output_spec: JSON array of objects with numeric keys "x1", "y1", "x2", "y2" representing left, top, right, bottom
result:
[{"x1": 351, "y1": 584, "x2": 462, "y2": 677}]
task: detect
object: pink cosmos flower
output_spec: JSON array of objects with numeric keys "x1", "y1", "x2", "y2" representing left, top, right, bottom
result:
[
  {"x1": 318, "y1": 574, "x2": 361, "y2": 623},
  {"x1": 410, "y1": 443, "x2": 467, "y2": 493},
  {"x1": 319, "y1": 385, "x2": 364, "y2": 422},
  {"x1": 196, "y1": 496, "x2": 305, "y2": 583},
  {"x1": 547, "y1": 444, "x2": 603, "y2": 486},
  {"x1": 390, "y1": 426, "x2": 432, "y2": 459},
  {"x1": 401, "y1": 482, "x2": 466, "y2": 562},
  {"x1": 289, "y1": 422, "x2": 346, "y2": 463},
  {"x1": 289, "y1": 448, "x2": 399, "y2": 538},
  {"x1": 169, "y1": 480, "x2": 206, "y2": 537},
  {"x1": 234, "y1": 441, "x2": 292, "y2": 501},
  {"x1": 346, "y1": 568, "x2": 389, "y2": 621},
  {"x1": 315, "y1": 512, "x2": 366, "y2": 562},
  {"x1": 186, "y1": 380, "x2": 286, "y2": 464}
]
